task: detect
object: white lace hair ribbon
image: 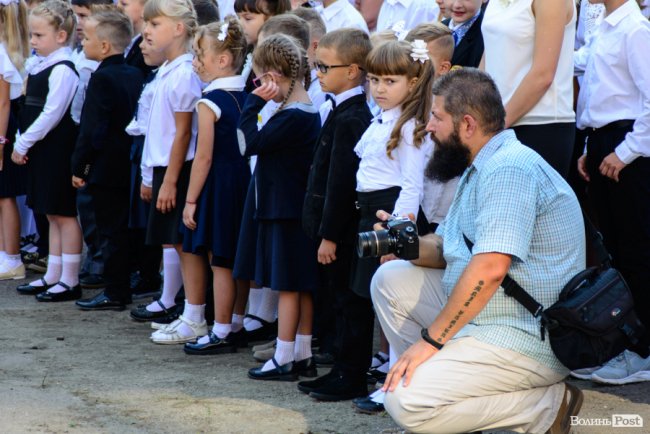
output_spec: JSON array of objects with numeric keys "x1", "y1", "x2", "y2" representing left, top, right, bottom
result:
[
  {"x1": 391, "y1": 21, "x2": 408, "y2": 41},
  {"x1": 217, "y1": 22, "x2": 229, "y2": 41},
  {"x1": 410, "y1": 39, "x2": 429, "y2": 63}
]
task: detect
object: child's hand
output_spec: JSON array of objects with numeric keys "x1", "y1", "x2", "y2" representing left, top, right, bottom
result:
[
  {"x1": 11, "y1": 150, "x2": 27, "y2": 165},
  {"x1": 252, "y1": 81, "x2": 280, "y2": 102},
  {"x1": 317, "y1": 239, "x2": 337, "y2": 265},
  {"x1": 599, "y1": 152, "x2": 626, "y2": 182},
  {"x1": 71, "y1": 176, "x2": 86, "y2": 189},
  {"x1": 577, "y1": 154, "x2": 590, "y2": 182},
  {"x1": 140, "y1": 183, "x2": 152, "y2": 203},
  {"x1": 183, "y1": 203, "x2": 197, "y2": 230},
  {"x1": 157, "y1": 181, "x2": 177, "y2": 213}
]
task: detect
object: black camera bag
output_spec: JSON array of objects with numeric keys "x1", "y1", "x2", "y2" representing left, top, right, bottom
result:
[{"x1": 463, "y1": 215, "x2": 646, "y2": 370}]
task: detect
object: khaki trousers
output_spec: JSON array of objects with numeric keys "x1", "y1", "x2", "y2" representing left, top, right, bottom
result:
[{"x1": 370, "y1": 260, "x2": 566, "y2": 434}]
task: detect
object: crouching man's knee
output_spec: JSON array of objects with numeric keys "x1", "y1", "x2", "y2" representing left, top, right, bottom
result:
[{"x1": 384, "y1": 386, "x2": 442, "y2": 434}]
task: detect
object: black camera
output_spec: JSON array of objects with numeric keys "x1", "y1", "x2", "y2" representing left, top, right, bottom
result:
[{"x1": 357, "y1": 217, "x2": 419, "y2": 260}]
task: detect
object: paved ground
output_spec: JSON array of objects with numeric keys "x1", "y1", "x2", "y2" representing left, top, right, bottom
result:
[{"x1": 1, "y1": 271, "x2": 649, "y2": 434}]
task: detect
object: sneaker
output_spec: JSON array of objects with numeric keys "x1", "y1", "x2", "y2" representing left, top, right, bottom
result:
[
  {"x1": 252, "y1": 339, "x2": 276, "y2": 352},
  {"x1": 26, "y1": 256, "x2": 47, "y2": 273},
  {"x1": 253, "y1": 343, "x2": 277, "y2": 362},
  {"x1": 591, "y1": 350, "x2": 650, "y2": 385},
  {"x1": 0, "y1": 262, "x2": 26, "y2": 280},
  {"x1": 569, "y1": 366, "x2": 602, "y2": 380}
]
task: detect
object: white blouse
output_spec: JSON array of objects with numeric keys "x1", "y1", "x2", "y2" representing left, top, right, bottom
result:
[
  {"x1": 0, "y1": 43, "x2": 24, "y2": 101},
  {"x1": 355, "y1": 106, "x2": 428, "y2": 217},
  {"x1": 126, "y1": 73, "x2": 159, "y2": 137},
  {"x1": 316, "y1": 0, "x2": 369, "y2": 33},
  {"x1": 140, "y1": 53, "x2": 202, "y2": 187}
]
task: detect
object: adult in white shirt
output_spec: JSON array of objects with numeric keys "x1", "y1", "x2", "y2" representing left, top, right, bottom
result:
[
  {"x1": 482, "y1": 0, "x2": 576, "y2": 178},
  {"x1": 376, "y1": 0, "x2": 440, "y2": 32},
  {"x1": 316, "y1": 0, "x2": 369, "y2": 33},
  {"x1": 574, "y1": 0, "x2": 650, "y2": 386}
]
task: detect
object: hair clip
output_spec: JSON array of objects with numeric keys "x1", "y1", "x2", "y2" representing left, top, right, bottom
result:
[
  {"x1": 410, "y1": 39, "x2": 429, "y2": 64},
  {"x1": 217, "y1": 22, "x2": 229, "y2": 41},
  {"x1": 391, "y1": 21, "x2": 407, "y2": 41}
]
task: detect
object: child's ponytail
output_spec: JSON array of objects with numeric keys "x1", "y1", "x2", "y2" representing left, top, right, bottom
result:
[{"x1": 0, "y1": 0, "x2": 29, "y2": 71}]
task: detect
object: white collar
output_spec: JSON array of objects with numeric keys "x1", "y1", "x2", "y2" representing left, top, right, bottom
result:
[
  {"x1": 604, "y1": 0, "x2": 639, "y2": 27},
  {"x1": 385, "y1": 0, "x2": 413, "y2": 8},
  {"x1": 26, "y1": 46, "x2": 72, "y2": 75},
  {"x1": 322, "y1": 0, "x2": 348, "y2": 20},
  {"x1": 375, "y1": 105, "x2": 402, "y2": 124},
  {"x1": 203, "y1": 75, "x2": 247, "y2": 93},
  {"x1": 158, "y1": 53, "x2": 193, "y2": 78},
  {"x1": 335, "y1": 86, "x2": 364, "y2": 106}
]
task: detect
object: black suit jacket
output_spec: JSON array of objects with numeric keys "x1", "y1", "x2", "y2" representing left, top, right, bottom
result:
[
  {"x1": 302, "y1": 94, "x2": 372, "y2": 243},
  {"x1": 444, "y1": 10, "x2": 485, "y2": 68},
  {"x1": 71, "y1": 54, "x2": 144, "y2": 187},
  {"x1": 125, "y1": 35, "x2": 155, "y2": 75}
]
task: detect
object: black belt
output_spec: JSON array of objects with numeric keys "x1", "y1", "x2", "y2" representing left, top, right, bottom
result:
[
  {"x1": 591, "y1": 119, "x2": 634, "y2": 133},
  {"x1": 24, "y1": 96, "x2": 46, "y2": 108}
]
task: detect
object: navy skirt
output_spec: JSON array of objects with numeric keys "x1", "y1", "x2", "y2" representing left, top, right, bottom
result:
[{"x1": 233, "y1": 176, "x2": 257, "y2": 280}]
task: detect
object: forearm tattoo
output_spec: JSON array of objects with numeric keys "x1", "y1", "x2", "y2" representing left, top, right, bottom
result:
[{"x1": 438, "y1": 280, "x2": 484, "y2": 342}]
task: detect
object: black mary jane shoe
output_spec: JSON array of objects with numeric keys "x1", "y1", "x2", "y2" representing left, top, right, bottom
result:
[
  {"x1": 292, "y1": 357, "x2": 318, "y2": 378},
  {"x1": 183, "y1": 331, "x2": 238, "y2": 355},
  {"x1": 229, "y1": 328, "x2": 249, "y2": 348},
  {"x1": 248, "y1": 357, "x2": 297, "y2": 381},
  {"x1": 17, "y1": 278, "x2": 54, "y2": 295},
  {"x1": 352, "y1": 396, "x2": 385, "y2": 415},
  {"x1": 75, "y1": 291, "x2": 129, "y2": 311},
  {"x1": 130, "y1": 299, "x2": 176, "y2": 322},
  {"x1": 35, "y1": 282, "x2": 82, "y2": 302}
]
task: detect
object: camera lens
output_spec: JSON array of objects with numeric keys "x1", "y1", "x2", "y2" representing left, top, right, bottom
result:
[{"x1": 357, "y1": 229, "x2": 393, "y2": 258}]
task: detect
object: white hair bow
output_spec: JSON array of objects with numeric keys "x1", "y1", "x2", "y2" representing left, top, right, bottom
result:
[
  {"x1": 391, "y1": 21, "x2": 408, "y2": 41},
  {"x1": 0, "y1": 0, "x2": 20, "y2": 5},
  {"x1": 217, "y1": 22, "x2": 229, "y2": 41},
  {"x1": 410, "y1": 39, "x2": 429, "y2": 64}
]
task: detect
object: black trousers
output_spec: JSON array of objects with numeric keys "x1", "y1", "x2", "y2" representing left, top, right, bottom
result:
[
  {"x1": 90, "y1": 184, "x2": 130, "y2": 300},
  {"x1": 513, "y1": 122, "x2": 575, "y2": 179},
  {"x1": 586, "y1": 124, "x2": 650, "y2": 356},
  {"x1": 77, "y1": 185, "x2": 105, "y2": 275}
]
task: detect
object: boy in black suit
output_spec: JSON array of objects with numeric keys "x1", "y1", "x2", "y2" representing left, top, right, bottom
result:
[
  {"x1": 299, "y1": 28, "x2": 374, "y2": 402},
  {"x1": 71, "y1": 9, "x2": 145, "y2": 311},
  {"x1": 442, "y1": 0, "x2": 485, "y2": 68}
]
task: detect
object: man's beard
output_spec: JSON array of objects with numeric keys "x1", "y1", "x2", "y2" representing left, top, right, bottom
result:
[{"x1": 425, "y1": 129, "x2": 472, "y2": 183}]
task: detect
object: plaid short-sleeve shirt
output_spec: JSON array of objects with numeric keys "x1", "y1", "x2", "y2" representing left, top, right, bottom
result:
[{"x1": 437, "y1": 130, "x2": 585, "y2": 373}]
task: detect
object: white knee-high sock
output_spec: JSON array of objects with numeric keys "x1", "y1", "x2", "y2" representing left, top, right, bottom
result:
[
  {"x1": 231, "y1": 314, "x2": 244, "y2": 332},
  {"x1": 147, "y1": 248, "x2": 181, "y2": 312},
  {"x1": 243, "y1": 286, "x2": 264, "y2": 329},
  {"x1": 294, "y1": 334, "x2": 312, "y2": 362},
  {"x1": 49, "y1": 253, "x2": 81, "y2": 294},
  {"x1": 246, "y1": 287, "x2": 278, "y2": 330},
  {"x1": 30, "y1": 255, "x2": 61, "y2": 287}
]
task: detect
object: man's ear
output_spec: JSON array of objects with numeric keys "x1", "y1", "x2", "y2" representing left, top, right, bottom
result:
[{"x1": 462, "y1": 114, "x2": 478, "y2": 138}]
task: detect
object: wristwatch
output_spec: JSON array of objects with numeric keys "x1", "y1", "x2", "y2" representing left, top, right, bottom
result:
[{"x1": 421, "y1": 328, "x2": 444, "y2": 350}]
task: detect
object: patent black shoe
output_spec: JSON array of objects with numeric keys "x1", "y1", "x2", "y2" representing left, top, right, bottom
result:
[
  {"x1": 17, "y1": 278, "x2": 53, "y2": 295},
  {"x1": 352, "y1": 396, "x2": 385, "y2": 414},
  {"x1": 244, "y1": 314, "x2": 278, "y2": 342},
  {"x1": 309, "y1": 375, "x2": 368, "y2": 402},
  {"x1": 35, "y1": 282, "x2": 82, "y2": 302},
  {"x1": 313, "y1": 351, "x2": 335, "y2": 366},
  {"x1": 248, "y1": 357, "x2": 297, "y2": 381},
  {"x1": 76, "y1": 291, "x2": 130, "y2": 311},
  {"x1": 229, "y1": 328, "x2": 249, "y2": 348},
  {"x1": 292, "y1": 357, "x2": 318, "y2": 378},
  {"x1": 79, "y1": 273, "x2": 106, "y2": 289},
  {"x1": 297, "y1": 369, "x2": 339, "y2": 394},
  {"x1": 130, "y1": 299, "x2": 176, "y2": 322},
  {"x1": 184, "y1": 331, "x2": 238, "y2": 355}
]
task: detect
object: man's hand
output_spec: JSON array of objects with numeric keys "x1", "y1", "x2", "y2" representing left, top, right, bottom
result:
[
  {"x1": 156, "y1": 181, "x2": 176, "y2": 213},
  {"x1": 140, "y1": 183, "x2": 152, "y2": 203},
  {"x1": 382, "y1": 339, "x2": 437, "y2": 392},
  {"x1": 11, "y1": 150, "x2": 27, "y2": 165},
  {"x1": 599, "y1": 152, "x2": 626, "y2": 182},
  {"x1": 577, "y1": 154, "x2": 590, "y2": 182},
  {"x1": 317, "y1": 239, "x2": 337, "y2": 265},
  {"x1": 71, "y1": 176, "x2": 86, "y2": 188}
]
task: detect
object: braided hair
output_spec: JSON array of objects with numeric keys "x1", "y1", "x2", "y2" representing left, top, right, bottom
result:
[{"x1": 31, "y1": 0, "x2": 76, "y2": 45}]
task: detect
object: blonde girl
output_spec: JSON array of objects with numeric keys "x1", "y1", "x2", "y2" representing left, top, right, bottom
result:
[
  {"x1": 140, "y1": 0, "x2": 205, "y2": 343},
  {"x1": 240, "y1": 34, "x2": 320, "y2": 381},
  {"x1": 0, "y1": 0, "x2": 29, "y2": 281},
  {"x1": 13, "y1": 0, "x2": 84, "y2": 302}
]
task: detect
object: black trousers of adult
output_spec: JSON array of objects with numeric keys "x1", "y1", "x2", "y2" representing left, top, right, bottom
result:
[
  {"x1": 77, "y1": 185, "x2": 105, "y2": 275},
  {"x1": 586, "y1": 124, "x2": 650, "y2": 356},
  {"x1": 128, "y1": 227, "x2": 162, "y2": 282},
  {"x1": 89, "y1": 184, "x2": 130, "y2": 301},
  {"x1": 513, "y1": 122, "x2": 576, "y2": 179}
]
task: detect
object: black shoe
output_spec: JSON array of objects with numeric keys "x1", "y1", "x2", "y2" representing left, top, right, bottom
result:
[
  {"x1": 244, "y1": 314, "x2": 278, "y2": 342},
  {"x1": 79, "y1": 273, "x2": 106, "y2": 289},
  {"x1": 366, "y1": 367, "x2": 388, "y2": 385},
  {"x1": 130, "y1": 276, "x2": 162, "y2": 299},
  {"x1": 292, "y1": 357, "x2": 318, "y2": 378},
  {"x1": 35, "y1": 282, "x2": 82, "y2": 302},
  {"x1": 130, "y1": 299, "x2": 176, "y2": 322},
  {"x1": 248, "y1": 357, "x2": 297, "y2": 381},
  {"x1": 76, "y1": 292, "x2": 130, "y2": 311},
  {"x1": 17, "y1": 278, "x2": 53, "y2": 295},
  {"x1": 229, "y1": 328, "x2": 249, "y2": 348},
  {"x1": 352, "y1": 396, "x2": 385, "y2": 414},
  {"x1": 309, "y1": 376, "x2": 368, "y2": 402},
  {"x1": 184, "y1": 331, "x2": 238, "y2": 355},
  {"x1": 313, "y1": 351, "x2": 335, "y2": 366},
  {"x1": 297, "y1": 369, "x2": 339, "y2": 394}
]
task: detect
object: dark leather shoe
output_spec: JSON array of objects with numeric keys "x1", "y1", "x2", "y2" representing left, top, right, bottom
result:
[
  {"x1": 297, "y1": 369, "x2": 339, "y2": 394},
  {"x1": 352, "y1": 396, "x2": 385, "y2": 414},
  {"x1": 313, "y1": 351, "x2": 335, "y2": 366},
  {"x1": 248, "y1": 357, "x2": 297, "y2": 381},
  {"x1": 76, "y1": 292, "x2": 129, "y2": 311},
  {"x1": 546, "y1": 383, "x2": 583, "y2": 434},
  {"x1": 130, "y1": 300, "x2": 176, "y2": 321},
  {"x1": 79, "y1": 273, "x2": 106, "y2": 289},
  {"x1": 229, "y1": 328, "x2": 249, "y2": 348},
  {"x1": 35, "y1": 282, "x2": 82, "y2": 302},
  {"x1": 184, "y1": 331, "x2": 238, "y2": 355},
  {"x1": 244, "y1": 314, "x2": 278, "y2": 342},
  {"x1": 309, "y1": 375, "x2": 368, "y2": 402},
  {"x1": 130, "y1": 275, "x2": 162, "y2": 299},
  {"x1": 17, "y1": 278, "x2": 54, "y2": 295},
  {"x1": 292, "y1": 357, "x2": 318, "y2": 378}
]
